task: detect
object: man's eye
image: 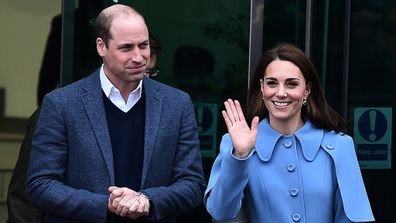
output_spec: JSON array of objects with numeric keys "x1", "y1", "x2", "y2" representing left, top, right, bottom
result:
[
  {"x1": 139, "y1": 43, "x2": 149, "y2": 49},
  {"x1": 120, "y1": 46, "x2": 131, "y2": 51}
]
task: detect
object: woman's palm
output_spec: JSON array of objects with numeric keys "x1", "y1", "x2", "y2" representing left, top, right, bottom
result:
[{"x1": 222, "y1": 99, "x2": 259, "y2": 156}]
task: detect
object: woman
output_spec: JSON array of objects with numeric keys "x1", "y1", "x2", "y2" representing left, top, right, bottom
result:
[{"x1": 204, "y1": 43, "x2": 374, "y2": 222}]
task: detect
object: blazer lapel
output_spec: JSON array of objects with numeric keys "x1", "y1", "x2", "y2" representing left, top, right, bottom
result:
[
  {"x1": 80, "y1": 71, "x2": 115, "y2": 184},
  {"x1": 141, "y1": 78, "x2": 163, "y2": 186}
]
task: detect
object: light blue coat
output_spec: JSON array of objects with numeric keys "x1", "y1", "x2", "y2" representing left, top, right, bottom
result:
[{"x1": 205, "y1": 119, "x2": 374, "y2": 223}]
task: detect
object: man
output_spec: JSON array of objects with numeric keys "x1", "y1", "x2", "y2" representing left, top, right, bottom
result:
[
  {"x1": 7, "y1": 33, "x2": 162, "y2": 223},
  {"x1": 27, "y1": 4, "x2": 205, "y2": 223}
]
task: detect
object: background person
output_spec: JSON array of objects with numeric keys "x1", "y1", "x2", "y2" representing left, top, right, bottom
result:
[
  {"x1": 204, "y1": 42, "x2": 374, "y2": 223},
  {"x1": 27, "y1": 4, "x2": 205, "y2": 223},
  {"x1": 145, "y1": 33, "x2": 161, "y2": 78},
  {"x1": 6, "y1": 109, "x2": 43, "y2": 223}
]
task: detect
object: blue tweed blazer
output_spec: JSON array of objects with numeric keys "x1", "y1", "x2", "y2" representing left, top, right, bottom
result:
[{"x1": 27, "y1": 69, "x2": 205, "y2": 223}]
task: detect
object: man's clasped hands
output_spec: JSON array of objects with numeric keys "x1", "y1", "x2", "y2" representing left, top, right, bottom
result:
[{"x1": 108, "y1": 186, "x2": 150, "y2": 219}]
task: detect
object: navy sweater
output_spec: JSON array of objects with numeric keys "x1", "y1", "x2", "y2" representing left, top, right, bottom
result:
[
  {"x1": 103, "y1": 92, "x2": 145, "y2": 191},
  {"x1": 103, "y1": 92, "x2": 148, "y2": 223}
]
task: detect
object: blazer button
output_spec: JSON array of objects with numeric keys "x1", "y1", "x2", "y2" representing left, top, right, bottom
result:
[
  {"x1": 287, "y1": 164, "x2": 295, "y2": 172},
  {"x1": 290, "y1": 188, "x2": 299, "y2": 197},
  {"x1": 284, "y1": 141, "x2": 292, "y2": 148},
  {"x1": 326, "y1": 144, "x2": 335, "y2": 150},
  {"x1": 292, "y1": 213, "x2": 301, "y2": 222}
]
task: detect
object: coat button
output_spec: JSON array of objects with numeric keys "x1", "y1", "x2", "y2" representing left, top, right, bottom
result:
[
  {"x1": 290, "y1": 188, "x2": 299, "y2": 197},
  {"x1": 326, "y1": 144, "x2": 335, "y2": 150},
  {"x1": 287, "y1": 164, "x2": 295, "y2": 172},
  {"x1": 284, "y1": 141, "x2": 292, "y2": 148},
  {"x1": 292, "y1": 213, "x2": 301, "y2": 222}
]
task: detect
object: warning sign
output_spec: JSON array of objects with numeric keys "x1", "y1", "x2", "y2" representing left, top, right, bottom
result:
[{"x1": 354, "y1": 107, "x2": 392, "y2": 169}]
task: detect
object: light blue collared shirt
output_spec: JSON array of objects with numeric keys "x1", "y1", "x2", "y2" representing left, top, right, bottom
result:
[{"x1": 99, "y1": 64, "x2": 142, "y2": 113}]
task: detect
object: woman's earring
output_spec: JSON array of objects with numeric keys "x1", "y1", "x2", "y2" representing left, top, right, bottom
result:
[
  {"x1": 260, "y1": 79, "x2": 264, "y2": 100},
  {"x1": 302, "y1": 98, "x2": 307, "y2": 106}
]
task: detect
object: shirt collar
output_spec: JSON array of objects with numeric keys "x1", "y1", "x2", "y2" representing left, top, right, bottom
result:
[{"x1": 255, "y1": 118, "x2": 324, "y2": 162}]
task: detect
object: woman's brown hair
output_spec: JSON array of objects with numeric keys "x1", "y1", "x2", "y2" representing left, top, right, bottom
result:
[{"x1": 245, "y1": 42, "x2": 346, "y2": 132}]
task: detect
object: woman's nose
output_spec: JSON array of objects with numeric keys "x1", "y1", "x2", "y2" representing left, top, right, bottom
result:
[{"x1": 276, "y1": 87, "x2": 288, "y2": 97}]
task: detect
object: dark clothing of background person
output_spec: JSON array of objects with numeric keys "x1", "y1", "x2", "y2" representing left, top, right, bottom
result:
[
  {"x1": 6, "y1": 109, "x2": 45, "y2": 223},
  {"x1": 36, "y1": 11, "x2": 101, "y2": 106},
  {"x1": 36, "y1": 15, "x2": 61, "y2": 106}
]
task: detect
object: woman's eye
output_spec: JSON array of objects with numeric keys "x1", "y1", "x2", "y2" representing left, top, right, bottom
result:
[
  {"x1": 286, "y1": 82, "x2": 298, "y2": 88},
  {"x1": 266, "y1": 81, "x2": 277, "y2": 87}
]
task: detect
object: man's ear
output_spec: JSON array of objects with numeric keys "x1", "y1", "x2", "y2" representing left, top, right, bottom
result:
[{"x1": 96, "y1": 37, "x2": 106, "y2": 57}]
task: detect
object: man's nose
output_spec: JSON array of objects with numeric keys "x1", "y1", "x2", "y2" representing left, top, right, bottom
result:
[{"x1": 130, "y1": 48, "x2": 144, "y2": 63}]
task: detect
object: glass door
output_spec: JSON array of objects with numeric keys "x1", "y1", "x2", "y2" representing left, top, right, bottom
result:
[{"x1": 311, "y1": 0, "x2": 396, "y2": 221}]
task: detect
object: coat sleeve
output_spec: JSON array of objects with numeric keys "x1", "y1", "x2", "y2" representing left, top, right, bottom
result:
[
  {"x1": 204, "y1": 134, "x2": 251, "y2": 221},
  {"x1": 26, "y1": 94, "x2": 109, "y2": 223},
  {"x1": 322, "y1": 132, "x2": 375, "y2": 222}
]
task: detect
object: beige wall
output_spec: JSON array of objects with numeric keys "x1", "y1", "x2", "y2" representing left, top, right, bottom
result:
[
  {"x1": 0, "y1": 0, "x2": 61, "y2": 222},
  {"x1": 0, "y1": 0, "x2": 61, "y2": 117}
]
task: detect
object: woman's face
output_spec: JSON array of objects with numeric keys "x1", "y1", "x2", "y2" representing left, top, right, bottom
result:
[{"x1": 260, "y1": 59, "x2": 311, "y2": 125}]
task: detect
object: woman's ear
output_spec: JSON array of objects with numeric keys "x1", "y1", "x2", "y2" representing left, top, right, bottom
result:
[{"x1": 305, "y1": 82, "x2": 312, "y2": 96}]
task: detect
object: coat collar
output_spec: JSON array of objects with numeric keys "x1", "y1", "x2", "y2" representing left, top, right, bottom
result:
[
  {"x1": 141, "y1": 76, "x2": 163, "y2": 185},
  {"x1": 80, "y1": 69, "x2": 115, "y2": 184},
  {"x1": 255, "y1": 119, "x2": 324, "y2": 162}
]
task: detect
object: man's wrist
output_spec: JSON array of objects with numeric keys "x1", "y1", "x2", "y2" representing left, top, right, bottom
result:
[
  {"x1": 140, "y1": 191, "x2": 152, "y2": 210},
  {"x1": 140, "y1": 191, "x2": 150, "y2": 200}
]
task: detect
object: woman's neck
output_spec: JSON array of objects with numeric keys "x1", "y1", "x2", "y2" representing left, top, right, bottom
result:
[{"x1": 269, "y1": 117, "x2": 304, "y2": 135}]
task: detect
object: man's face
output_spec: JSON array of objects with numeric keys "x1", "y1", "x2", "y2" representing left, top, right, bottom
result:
[{"x1": 96, "y1": 15, "x2": 150, "y2": 88}]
